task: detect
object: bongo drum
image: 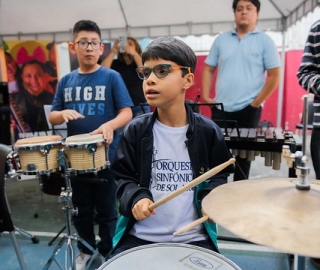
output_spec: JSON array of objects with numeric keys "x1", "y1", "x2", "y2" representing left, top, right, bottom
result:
[
  {"x1": 99, "y1": 243, "x2": 241, "y2": 270},
  {"x1": 64, "y1": 133, "x2": 110, "y2": 174},
  {"x1": 14, "y1": 135, "x2": 62, "y2": 175}
]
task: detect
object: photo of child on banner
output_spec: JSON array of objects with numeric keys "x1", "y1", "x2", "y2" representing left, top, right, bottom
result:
[{"x1": 3, "y1": 40, "x2": 58, "y2": 140}]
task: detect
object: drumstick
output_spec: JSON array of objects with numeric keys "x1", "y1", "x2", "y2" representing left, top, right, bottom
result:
[
  {"x1": 173, "y1": 216, "x2": 209, "y2": 236},
  {"x1": 149, "y1": 157, "x2": 235, "y2": 211}
]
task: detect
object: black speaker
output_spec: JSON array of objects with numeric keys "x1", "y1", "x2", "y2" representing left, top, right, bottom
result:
[{"x1": 0, "y1": 83, "x2": 11, "y2": 145}]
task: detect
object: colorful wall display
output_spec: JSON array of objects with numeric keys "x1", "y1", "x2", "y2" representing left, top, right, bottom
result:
[{"x1": 3, "y1": 40, "x2": 58, "y2": 140}]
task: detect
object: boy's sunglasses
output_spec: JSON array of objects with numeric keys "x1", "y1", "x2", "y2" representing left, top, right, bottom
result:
[{"x1": 136, "y1": 64, "x2": 191, "y2": 80}]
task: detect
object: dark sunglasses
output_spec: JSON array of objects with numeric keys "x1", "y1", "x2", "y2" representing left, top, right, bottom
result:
[{"x1": 136, "y1": 64, "x2": 191, "y2": 80}]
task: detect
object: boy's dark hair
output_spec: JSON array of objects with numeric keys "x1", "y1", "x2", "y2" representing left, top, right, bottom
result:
[
  {"x1": 72, "y1": 20, "x2": 101, "y2": 41},
  {"x1": 21, "y1": 59, "x2": 46, "y2": 73},
  {"x1": 232, "y1": 0, "x2": 260, "y2": 12},
  {"x1": 142, "y1": 37, "x2": 197, "y2": 76}
]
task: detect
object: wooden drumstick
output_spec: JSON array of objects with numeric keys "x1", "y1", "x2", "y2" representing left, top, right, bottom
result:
[
  {"x1": 149, "y1": 157, "x2": 235, "y2": 211},
  {"x1": 173, "y1": 216, "x2": 209, "y2": 236}
]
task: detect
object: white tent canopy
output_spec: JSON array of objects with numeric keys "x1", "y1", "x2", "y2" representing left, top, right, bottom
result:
[
  {"x1": 0, "y1": 0, "x2": 319, "y2": 42},
  {"x1": 0, "y1": 0, "x2": 319, "y2": 127}
]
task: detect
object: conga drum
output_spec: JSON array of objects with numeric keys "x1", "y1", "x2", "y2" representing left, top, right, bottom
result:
[
  {"x1": 14, "y1": 135, "x2": 62, "y2": 175},
  {"x1": 64, "y1": 133, "x2": 110, "y2": 174},
  {"x1": 99, "y1": 243, "x2": 241, "y2": 270}
]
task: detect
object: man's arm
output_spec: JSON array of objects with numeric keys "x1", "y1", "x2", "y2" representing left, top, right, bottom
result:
[
  {"x1": 125, "y1": 41, "x2": 143, "y2": 67},
  {"x1": 131, "y1": 53, "x2": 142, "y2": 68},
  {"x1": 297, "y1": 22, "x2": 320, "y2": 95},
  {"x1": 101, "y1": 40, "x2": 119, "y2": 68},
  {"x1": 251, "y1": 67, "x2": 281, "y2": 108},
  {"x1": 201, "y1": 64, "x2": 217, "y2": 103}
]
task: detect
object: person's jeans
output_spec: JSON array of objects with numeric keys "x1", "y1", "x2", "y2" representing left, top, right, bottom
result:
[
  {"x1": 211, "y1": 104, "x2": 262, "y2": 181},
  {"x1": 311, "y1": 128, "x2": 320, "y2": 180},
  {"x1": 109, "y1": 234, "x2": 219, "y2": 259},
  {"x1": 71, "y1": 169, "x2": 118, "y2": 256}
]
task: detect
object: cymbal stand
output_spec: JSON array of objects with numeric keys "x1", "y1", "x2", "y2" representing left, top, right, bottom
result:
[
  {"x1": 42, "y1": 149, "x2": 98, "y2": 270},
  {"x1": 283, "y1": 95, "x2": 311, "y2": 191},
  {"x1": 282, "y1": 95, "x2": 310, "y2": 270}
]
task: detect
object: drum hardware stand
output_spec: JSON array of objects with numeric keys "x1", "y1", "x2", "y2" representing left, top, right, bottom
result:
[
  {"x1": 282, "y1": 146, "x2": 310, "y2": 190},
  {"x1": 47, "y1": 144, "x2": 108, "y2": 246},
  {"x1": 42, "y1": 149, "x2": 98, "y2": 270},
  {"x1": 48, "y1": 225, "x2": 66, "y2": 246},
  {"x1": 282, "y1": 95, "x2": 311, "y2": 270},
  {"x1": 4, "y1": 151, "x2": 40, "y2": 244},
  {"x1": 282, "y1": 95, "x2": 311, "y2": 192}
]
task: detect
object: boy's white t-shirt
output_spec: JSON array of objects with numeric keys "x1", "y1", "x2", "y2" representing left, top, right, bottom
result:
[{"x1": 130, "y1": 119, "x2": 207, "y2": 243}]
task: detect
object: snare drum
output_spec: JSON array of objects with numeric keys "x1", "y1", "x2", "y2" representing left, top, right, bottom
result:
[
  {"x1": 99, "y1": 243, "x2": 241, "y2": 270},
  {"x1": 64, "y1": 133, "x2": 110, "y2": 174},
  {"x1": 14, "y1": 135, "x2": 62, "y2": 175}
]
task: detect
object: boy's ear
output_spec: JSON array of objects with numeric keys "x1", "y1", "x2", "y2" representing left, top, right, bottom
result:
[
  {"x1": 99, "y1": 43, "x2": 104, "y2": 56},
  {"x1": 68, "y1": 42, "x2": 76, "y2": 55},
  {"x1": 183, "y1": 73, "x2": 194, "y2": 90}
]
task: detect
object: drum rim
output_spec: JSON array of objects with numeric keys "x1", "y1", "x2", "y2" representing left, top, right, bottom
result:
[
  {"x1": 14, "y1": 140, "x2": 62, "y2": 149},
  {"x1": 64, "y1": 133, "x2": 104, "y2": 145},
  {"x1": 14, "y1": 135, "x2": 62, "y2": 146},
  {"x1": 63, "y1": 140, "x2": 105, "y2": 147},
  {"x1": 67, "y1": 162, "x2": 110, "y2": 174},
  {"x1": 20, "y1": 167, "x2": 61, "y2": 175},
  {"x1": 100, "y1": 243, "x2": 241, "y2": 269}
]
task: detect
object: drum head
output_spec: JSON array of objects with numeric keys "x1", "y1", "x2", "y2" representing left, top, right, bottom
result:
[
  {"x1": 99, "y1": 243, "x2": 240, "y2": 270},
  {"x1": 15, "y1": 135, "x2": 62, "y2": 147},
  {"x1": 65, "y1": 133, "x2": 104, "y2": 145}
]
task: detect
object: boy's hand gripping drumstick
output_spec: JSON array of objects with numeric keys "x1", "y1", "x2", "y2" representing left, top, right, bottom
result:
[{"x1": 148, "y1": 158, "x2": 235, "y2": 211}]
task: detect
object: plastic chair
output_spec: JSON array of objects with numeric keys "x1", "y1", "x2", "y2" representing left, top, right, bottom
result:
[
  {"x1": 0, "y1": 144, "x2": 27, "y2": 270},
  {"x1": 295, "y1": 99, "x2": 314, "y2": 134}
]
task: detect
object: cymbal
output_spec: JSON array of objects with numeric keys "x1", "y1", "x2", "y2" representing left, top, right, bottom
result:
[{"x1": 202, "y1": 178, "x2": 320, "y2": 257}]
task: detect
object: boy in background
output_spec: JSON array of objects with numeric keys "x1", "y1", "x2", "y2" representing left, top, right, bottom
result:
[{"x1": 49, "y1": 20, "x2": 133, "y2": 270}]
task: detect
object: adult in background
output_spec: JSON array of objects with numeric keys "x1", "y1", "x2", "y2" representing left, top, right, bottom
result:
[
  {"x1": 101, "y1": 37, "x2": 150, "y2": 118},
  {"x1": 201, "y1": 0, "x2": 280, "y2": 181},
  {"x1": 297, "y1": 19, "x2": 320, "y2": 270},
  {"x1": 44, "y1": 41, "x2": 58, "y2": 92}
]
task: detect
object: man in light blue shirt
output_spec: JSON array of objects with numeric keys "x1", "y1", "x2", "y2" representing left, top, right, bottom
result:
[{"x1": 201, "y1": 0, "x2": 280, "y2": 181}]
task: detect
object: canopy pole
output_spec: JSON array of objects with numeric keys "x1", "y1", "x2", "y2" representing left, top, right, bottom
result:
[{"x1": 277, "y1": 29, "x2": 286, "y2": 128}]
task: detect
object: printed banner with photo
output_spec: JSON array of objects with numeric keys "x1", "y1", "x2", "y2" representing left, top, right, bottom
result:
[{"x1": 3, "y1": 40, "x2": 58, "y2": 140}]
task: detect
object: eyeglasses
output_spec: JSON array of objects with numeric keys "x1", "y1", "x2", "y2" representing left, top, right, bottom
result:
[
  {"x1": 136, "y1": 64, "x2": 191, "y2": 80},
  {"x1": 75, "y1": 41, "x2": 101, "y2": 50}
]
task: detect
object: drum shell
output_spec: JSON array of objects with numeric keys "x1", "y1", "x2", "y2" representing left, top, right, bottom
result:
[
  {"x1": 14, "y1": 136, "x2": 62, "y2": 174},
  {"x1": 99, "y1": 243, "x2": 241, "y2": 270},
  {"x1": 64, "y1": 133, "x2": 109, "y2": 173},
  {"x1": 64, "y1": 144, "x2": 106, "y2": 171}
]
